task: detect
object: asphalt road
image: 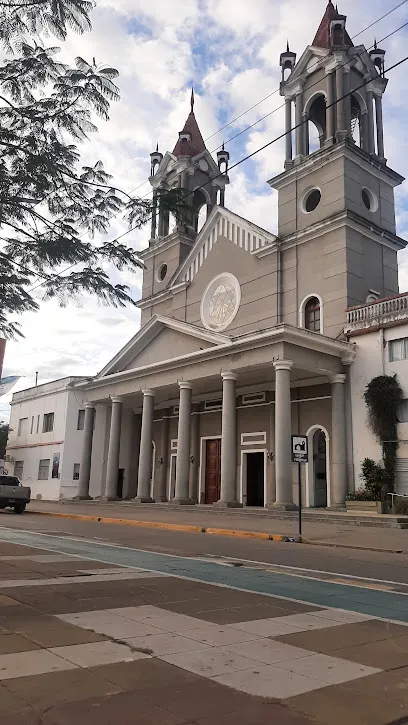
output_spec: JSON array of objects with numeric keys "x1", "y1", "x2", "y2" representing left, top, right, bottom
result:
[{"x1": 1, "y1": 509, "x2": 407, "y2": 585}]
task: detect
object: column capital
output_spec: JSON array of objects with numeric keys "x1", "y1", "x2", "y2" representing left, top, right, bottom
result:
[
  {"x1": 110, "y1": 396, "x2": 123, "y2": 404},
  {"x1": 330, "y1": 374, "x2": 347, "y2": 385},
  {"x1": 178, "y1": 381, "x2": 192, "y2": 390},
  {"x1": 84, "y1": 402, "x2": 95, "y2": 410},
  {"x1": 273, "y1": 360, "x2": 293, "y2": 372},
  {"x1": 141, "y1": 388, "x2": 155, "y2": 398},
  {"x1": 221, "y1": 371, "x2": 238, "y2": 382}
]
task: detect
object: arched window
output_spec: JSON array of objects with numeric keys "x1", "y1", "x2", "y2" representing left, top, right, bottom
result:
[{"x1": 304, "y1": 297, "x2": 321, "y2": 333}]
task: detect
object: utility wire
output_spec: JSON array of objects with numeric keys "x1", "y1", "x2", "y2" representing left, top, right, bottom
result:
[{"x1": 26, "y1": 43, "x2": 408, "y2": 298}]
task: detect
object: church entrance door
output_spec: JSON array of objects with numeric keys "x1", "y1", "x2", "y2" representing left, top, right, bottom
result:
[{"x1": 205, "y1": 439, "x2": 221, "y2": 504}]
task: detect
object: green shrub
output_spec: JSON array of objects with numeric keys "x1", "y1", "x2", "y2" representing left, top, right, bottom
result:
[{"x1": 360, "y1": 458, "x2": 387, "y2": 501}]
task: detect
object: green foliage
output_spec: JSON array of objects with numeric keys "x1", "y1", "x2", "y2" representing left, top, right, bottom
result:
[
  {"x1": 363, "y1": 375, "x2": 403, "y2": 496},
  {"x1": 359, "y1": 457, "x2": 386, "y2": 501},
  {"x1": 0, "y1": 0, "x2": 181, "y2": 337},
  {"x1": 346, "y1": 488, "x2": 376, "y2": 502},
  {"x1": 394, "y1": 497, "x2": 408, "y2": 515},
  {"x1": 0, "y1": 421, "x2": 9, "y2": 459}
]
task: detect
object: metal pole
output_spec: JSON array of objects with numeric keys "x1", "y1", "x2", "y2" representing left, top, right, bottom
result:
[{"x1": 298, "y1": 461, "x2": 302, "y2": 539}]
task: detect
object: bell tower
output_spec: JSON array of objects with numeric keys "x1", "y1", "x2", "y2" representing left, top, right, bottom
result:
[
  {"x1": 268, "y1": 1, "x2": 406, "y2": 339},
  {"x1": 138, "y1": 91, "x2": 229, "y2": 325}
]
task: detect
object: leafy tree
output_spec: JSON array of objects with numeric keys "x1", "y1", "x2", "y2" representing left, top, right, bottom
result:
[
  {"x1": 0, "y1": 421, "x2": 9, "y2": 459},
  {"x1": 0, "y1": 0, "x2": 183, "y2": 337}
]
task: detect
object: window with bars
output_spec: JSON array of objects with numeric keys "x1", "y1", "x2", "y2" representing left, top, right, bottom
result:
[
  {"x1": 304, "y1": 297, "x2": 321, "y2": 333},
  {"x1": 42, "y1": 413, "x2": 54, "y2": 433},
  {"x1": 14, "y1": 461, "x2": 24, "y2": 479},
  {"x1": 38, "y1": 459, "x2": 50, "y2": 480},
  {"x1": 389, "y1": 338, "x2": 408, "y2": 362},
  {"x1": 73, "y1": 463, "x2": 80, "y2": 480}
]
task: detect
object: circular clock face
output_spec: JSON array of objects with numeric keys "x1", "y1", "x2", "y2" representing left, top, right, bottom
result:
[{"x1": 200, "y1": 273, "x2": 241, "y2": 331}]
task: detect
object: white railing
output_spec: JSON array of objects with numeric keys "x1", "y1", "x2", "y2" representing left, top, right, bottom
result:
[{"x1": 346, "y1": 293, "x2": 408, "y2": 328}]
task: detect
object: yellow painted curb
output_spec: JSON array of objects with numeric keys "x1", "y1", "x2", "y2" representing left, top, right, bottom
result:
[
  {"x1": 29, "y1": 509, "x2": 285, "y2": 542},
  {"x1": 206, "y1": 527, "x2": 284, "y2": 541}
]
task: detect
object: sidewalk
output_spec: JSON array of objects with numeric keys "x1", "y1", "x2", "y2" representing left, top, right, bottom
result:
[
  {"x1": 27, "y1": 501, "x2": 408, "y2": 553},
  {"x1": 0, "y1": 533, "x2": 407, "y2": 724}
]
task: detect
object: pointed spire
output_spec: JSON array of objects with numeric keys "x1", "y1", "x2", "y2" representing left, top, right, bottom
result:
[
  {"x1": 156, "y1": 142, "x2": 159, "y2": 152},
  {"x1": 172, "y1": 90, "x2": 207, "y2": 159},
  {"x1": 374, "y1": 37, "x2": 377, "y2": 49},
  {"x1": 312, "y1": 2, "x2": 353, "y2": 49},
  {"x1": 286, "y1": 40, "x2": 290, "y2": 52}
]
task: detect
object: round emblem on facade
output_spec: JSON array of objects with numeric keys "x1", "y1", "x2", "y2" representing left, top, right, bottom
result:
[{"x1": 200, "y1": 273, "x2": 241, "y2": 331}]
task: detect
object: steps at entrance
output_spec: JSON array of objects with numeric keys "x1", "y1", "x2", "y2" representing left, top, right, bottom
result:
[{"x1": 90, "y1": 500, "x2": 408, "y2": 529}]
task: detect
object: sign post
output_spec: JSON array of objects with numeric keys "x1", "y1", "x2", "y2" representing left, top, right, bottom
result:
[{"x1": 291, "y1": 435, "x2": 308, "y2": 539}]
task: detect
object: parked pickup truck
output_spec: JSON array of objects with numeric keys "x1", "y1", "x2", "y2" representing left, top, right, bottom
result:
[{"x1": 0, "y1": 476, "x2": 30, "y2": 514}]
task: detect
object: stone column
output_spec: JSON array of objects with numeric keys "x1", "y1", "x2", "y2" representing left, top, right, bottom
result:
[
  {"x1": 361, "y1": 112, "x2": 369, "y2": 152},
  {"x1": 174, "y1": 382, "x2": 192, "y2": 504},
  {"x1": 273, "y1": 361, "x2": 295, "y2": 509},
  {"x1": 343, "y1": 67, "x2": 351, "y2": 137},
  {"x1": 104, "y1": 397, "x2": 123, "y2": 501},
  {"x1": 285, "y1": 98, "x2": 293, "y2": 164},
  {"x1": 157, "y1": 411, "x2": 169, "y2": 502},
  {"x1": 295, "y1": 91, "x2": 304, "y2": 158},
  {"x1": 189, "y1": 407, "x2": 200, "y2": 503},
  {"x1": 367, "y1": 89, "x2": 375, "y2": 155},
  {"x1": 330, "y1": 374, "x2": 347, "y2": 508},
  {"x1": 217, "y1": 372, "x2": 240, "y2": 506},
  {"x1": 303, "y1": 113, "x2": 309, "y2": 156},
  {"x1": 335, "y1": 65, "x2": 346, "y2": 139},
  {"x1": 126, "y1": 414, "x2": 141, "y2": 499},
  {"x1": 135, "y1": 390, "x2": 155, "y2": 503},
  {"x1": 375, "y1": 94, "x2": 385, "y2": 161},
  {"x1": 150, "y1": 190, "x2": 158, "y2": 240},
  {"x1": 326, "y1": 71, "x2": 335, "y2": 143},
  {"x1": 76, "y1": 403, "x2": 95, "y2": 500}
]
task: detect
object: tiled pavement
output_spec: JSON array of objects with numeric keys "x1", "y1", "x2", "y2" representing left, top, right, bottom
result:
[{"x1": 0, "y1": 543, "x2": 406, "y2": 723}]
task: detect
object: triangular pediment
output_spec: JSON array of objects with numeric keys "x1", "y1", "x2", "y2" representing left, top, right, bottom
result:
[
  {"x1": 98, "y1": 315, "x2": 230, "y2": 377},
  {"x1": 170, "y1": 206, "x2": 277, "y2": 287}
]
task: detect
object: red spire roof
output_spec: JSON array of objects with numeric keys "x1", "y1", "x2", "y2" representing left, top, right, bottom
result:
[
  {"x1": 312, "y1": 2, "x2": 353, "y2": 49},
  {"x1": 172, "y1": 88, "x2": 207, "y2": 158}
]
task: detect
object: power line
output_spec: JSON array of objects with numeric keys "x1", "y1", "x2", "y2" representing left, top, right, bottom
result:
[
  {"x1": 24, "y1": 0, "x2": 408, "y2": 233},
  {"x1": 27, "y1": 42, "x2": 408, "y2": 300},
  {"x1": 14, "y1": 11, "x2": 408, "y2": 295}
]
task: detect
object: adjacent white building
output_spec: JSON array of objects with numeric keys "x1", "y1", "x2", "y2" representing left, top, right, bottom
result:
[
  {"x1": 6, "y1": 377, "x2": 90, "y2": 500},
  {"x1": 346, "y1": 292, "x2": 408, "y2": 496}
]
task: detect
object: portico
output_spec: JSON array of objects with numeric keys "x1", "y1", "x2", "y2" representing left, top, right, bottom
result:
[{"x1": 76, "y1": 321, "x2": 354, "y2": 509}]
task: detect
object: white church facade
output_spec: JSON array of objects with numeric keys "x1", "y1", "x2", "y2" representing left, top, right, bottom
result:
[{"x1": 8, "y1": 3, "x2": 408, "y2": 506}]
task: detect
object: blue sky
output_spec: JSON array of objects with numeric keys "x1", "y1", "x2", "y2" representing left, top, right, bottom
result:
[{"x1": 1, "y1": 0, "x2": 408, "y2": 419}]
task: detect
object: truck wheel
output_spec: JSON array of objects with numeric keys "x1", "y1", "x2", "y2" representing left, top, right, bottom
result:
[{"x1": 14, "y1": 504, "x2": 26, "y2": 514}]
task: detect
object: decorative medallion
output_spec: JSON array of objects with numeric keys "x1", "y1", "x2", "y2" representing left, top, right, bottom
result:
[{"x1": 200, "y1": 273, "x2": 241, "y2": 331}]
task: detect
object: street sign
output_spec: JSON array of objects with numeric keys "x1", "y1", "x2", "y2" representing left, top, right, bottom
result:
[{"x1": 292, "y1": 435, "x2": 308, "y2": 464}]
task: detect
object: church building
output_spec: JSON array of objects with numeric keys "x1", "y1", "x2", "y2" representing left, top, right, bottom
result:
[{"x1": 75, "y1": 2, "x2": 406, "y2": 509}]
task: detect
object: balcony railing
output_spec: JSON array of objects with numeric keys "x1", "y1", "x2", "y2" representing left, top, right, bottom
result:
[{"x1": 346, "y1": 293, "x2": 408, "y2": 330}]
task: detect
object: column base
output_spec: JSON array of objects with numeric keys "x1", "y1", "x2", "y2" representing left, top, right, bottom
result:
[
  {"x1": 73, "y1": 494, "x2": 93, "y2": 501},
  {"x1": 172, "y1": 498, "x2": 192, "y2": 506},
  {"x1": 284, "y1": 160, "x2": 294, "y2": 170},
  {"x1": 155, "y1": 496, "x2": 168, "y2": 503},
  {"x1": 268, "y1": 502, "x2": 298, "y2": 511},
  {"x1": 134, "y1": 496, "x2": 155, "y2": 504},
  {"x1": 214, "y1": 501, "x2": 243, "y2": 509},
  {"x1": 102, "y1": 496, "x2": 120, "y2": 502}
]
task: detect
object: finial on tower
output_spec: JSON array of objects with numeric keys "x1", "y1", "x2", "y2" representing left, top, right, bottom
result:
[
  {"x1": 286, "y1": 40, "x2": 290, "y2": 52},
  {"x1": 374, "y1": 38, "x2": 377, "y2": 49},
  {"x1": 190, "y1": 86, "x2": 195, "y2": 112}
]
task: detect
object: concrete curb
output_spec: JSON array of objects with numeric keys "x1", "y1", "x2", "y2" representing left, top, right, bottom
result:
[{"x1": 29, "y1": 509, "x2": 285, "y2": 541}]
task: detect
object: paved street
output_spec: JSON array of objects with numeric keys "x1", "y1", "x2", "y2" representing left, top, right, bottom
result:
[{"x1": 0, "y1": 513, "x2": 405, "y2": 723}]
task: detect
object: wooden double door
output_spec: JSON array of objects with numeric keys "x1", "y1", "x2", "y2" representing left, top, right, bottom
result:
[{"x1": 204, "y1": 439, "x2": 221, "y2": 504}]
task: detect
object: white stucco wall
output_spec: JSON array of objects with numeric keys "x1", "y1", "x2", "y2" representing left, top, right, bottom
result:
[
  {"x1": 6, "y1": 378, "x2": 87, "y2": 501},
  {"x1": 349, "y1": 323, "x2": 408, "y2": 493}
]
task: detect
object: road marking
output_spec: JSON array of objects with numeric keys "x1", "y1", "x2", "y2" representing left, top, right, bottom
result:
[{"x1": 0, "y1": 526, "x2": 407, "y2": 626}]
